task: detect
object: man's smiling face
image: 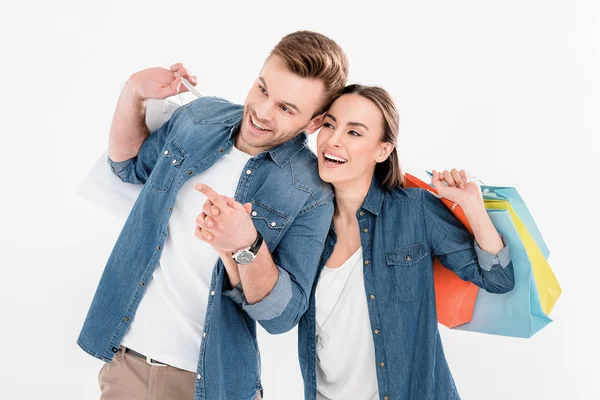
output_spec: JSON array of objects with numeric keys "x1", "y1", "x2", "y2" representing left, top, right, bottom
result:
[{"x1": 237, "y1": 55, "x2": 327, "y2": 155}]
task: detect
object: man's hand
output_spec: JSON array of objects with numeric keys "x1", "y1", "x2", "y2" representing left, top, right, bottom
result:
[
  {"x1": 194, "y1": 184, "x2": 257, "y2": 253},
  {"x1": 125, "y1": 63, "x2": 198, "y2": 101}
]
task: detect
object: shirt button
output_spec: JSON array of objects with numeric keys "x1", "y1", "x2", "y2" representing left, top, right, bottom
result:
[
  {"x1": 251, "y1": 211, "x2": 258, "y2": 216},
  {"x1": 210, "y1": 290, "x2": 215, "y2": 296},
  {"x1": 157, "y1": 245, "x2": 161, "y2": 250},
  {"x1": 169, "y1": 207, "x2": 173, "y2": 212},
  {"x1": 359, "y1": 211, "x2": 365, "y2": 216},
  {"x1": 374, "y1": 329, "x2": 380, "y2": 334},
  {"x1": 124, "y1": 316, "x2": 130, "y2": 322},
  {"x1": 384, "y1": 396, "x2": 390, "y2": 400},
  {"x1": 203, "y1": 332, "x2": 207, "y2": 337},
  {"x1": 369, "y1": 294, "x2": 375, "y2": 300},
  {"x1": 406, "y1": 255, "x2": 412, "y2": 261},
  {"x1": 197, "y1": 374, "x2": 202, "y2": 380},
  {"x1": 270, "y1": 222, "x2": 277, "y2": 227},
  {"x1": 164, "y1": 150, "x2": 169, "y2": 155},
  {"x1": 246, "y1": 169, "x2": 252, "y2": 175},
  {"x1": 140, "y1": 282, "x2": 145, "y2": 287},
  {"x1": 219, "y1": 148, "x2": 224, "y2": 153},
  {"x1": 362, "y1": 228, "x2": 368, "y2": 233},
  {"x1": 364, "y1": 260, "x2": 370, "y2": 266},
  {"x1": 187, "y1": 170, "x2": 193, "y2": 175},
  {"x1": 379, "y1": 361, "x2": 385, "y2": 367}
]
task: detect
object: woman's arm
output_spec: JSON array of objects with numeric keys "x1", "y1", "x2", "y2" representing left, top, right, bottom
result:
[
  {"x1": 432, "y1": 169, "x2": 503, "y2": 254},
  {"x1": 423, "y1": 169, "x2": 515, "y2": 293}
]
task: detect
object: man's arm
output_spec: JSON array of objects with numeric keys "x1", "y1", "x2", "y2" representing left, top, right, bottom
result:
[
  {"x1": 195, "y1": 184, "x2": 333, "y2": 334},
  {"x1": 108, "y1": 64, "x2": 198, "y2": 162}
]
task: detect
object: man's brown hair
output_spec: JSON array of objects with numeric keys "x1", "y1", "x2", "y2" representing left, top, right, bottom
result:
[{"x1": 270, "y1": 31, "x2": 349, "y2": 116}]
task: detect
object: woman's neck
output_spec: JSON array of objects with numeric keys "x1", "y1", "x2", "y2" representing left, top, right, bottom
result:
[{"x1": 332, "y1": 175, "x2": 373, "y2": 224}]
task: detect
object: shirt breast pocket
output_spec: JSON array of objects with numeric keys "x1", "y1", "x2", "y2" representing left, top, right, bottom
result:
[
  {"x1": 150, "y1": 140, "x2": 187, "y2": 193},
  {"x1": 249, "y1": 200, "x2": 290, "y2": 248},
  {"x1": 385, "y1": 242, "x2": 429, "y2": 303}
]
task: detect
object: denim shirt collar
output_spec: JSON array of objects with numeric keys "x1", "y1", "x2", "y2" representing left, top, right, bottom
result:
[
  {"x1": 268, "y1": 132, "x2": 309, "y2": 167},
  {"x1": 360, "y1": 175, "x2": 386, "y2": 216},
  {"x1": 227, "y1": 121, "x2": 309, "y2": 168}
]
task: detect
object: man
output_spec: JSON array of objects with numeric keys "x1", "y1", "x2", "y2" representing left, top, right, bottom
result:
[{"x1": 78, "y1": 31, "x2": 348, "y2": 400}]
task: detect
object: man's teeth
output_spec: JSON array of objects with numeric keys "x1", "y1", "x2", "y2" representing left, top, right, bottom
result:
[
  {"x1": 251, "y1": 116, "x2": 270, "y2": 131},
  {"x1": 324, "y1": 153, "x2": 347, "y2": 163}
]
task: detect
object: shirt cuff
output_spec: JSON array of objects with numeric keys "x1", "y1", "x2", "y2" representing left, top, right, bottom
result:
[
  {"x1": 107, "y1": 155, "x2": 133, "y2": 178},
  {"x1": 241, "y1": 265, "x2": 292, "y2": 321},
  {"x1": 222, "y1": 283, "x2": 245, "y2": 305},
  {"x1": 474, "y1": 232, "x2": 511, "y2": 271}
]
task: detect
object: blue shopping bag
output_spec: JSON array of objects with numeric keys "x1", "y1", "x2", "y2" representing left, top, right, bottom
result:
[
  {"x1": 424, "y1": 172, "x2": 549, "y2": 259},
  {"x1": 480, "y1": 186, "x2": 550, "y2": 259},
  {"x1": 455, "y1": 209, "x2": 552, "y2": 338}
]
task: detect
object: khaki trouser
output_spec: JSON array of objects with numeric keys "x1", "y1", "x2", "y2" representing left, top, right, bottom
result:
[{"x1": 98, "y1": 347, "x2": 263, "y2": 400}]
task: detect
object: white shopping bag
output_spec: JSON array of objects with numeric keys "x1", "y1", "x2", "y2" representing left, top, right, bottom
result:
[{"x1": 78, "y1": 79, "x2": 200, "y2": 220}]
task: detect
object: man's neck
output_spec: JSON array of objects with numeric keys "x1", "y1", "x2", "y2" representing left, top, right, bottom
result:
[{"x1": 234, "y1": 131, "x2": 269, "y2": 157}]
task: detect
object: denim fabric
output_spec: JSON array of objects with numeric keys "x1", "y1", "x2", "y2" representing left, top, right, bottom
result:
[
  {"x1": 298, "y1": 176, "x2": 514, "y2": 400},
  {"x1": 77, "y1": 96, "x2": 334, "y2": 400}
]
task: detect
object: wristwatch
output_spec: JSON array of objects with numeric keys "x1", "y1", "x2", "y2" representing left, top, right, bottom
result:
[{"x1": 232, "y1": 231, "x2": 264, "y2": 265}]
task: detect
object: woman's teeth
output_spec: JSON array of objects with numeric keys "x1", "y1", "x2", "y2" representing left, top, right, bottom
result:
[{"x1": 324, "y1": 153, "x2": 347, "y2": 164}]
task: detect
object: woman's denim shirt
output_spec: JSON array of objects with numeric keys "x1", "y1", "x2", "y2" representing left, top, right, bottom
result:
[{"x1": 298, "y1": 177, "x2": 514, "y2": 400}]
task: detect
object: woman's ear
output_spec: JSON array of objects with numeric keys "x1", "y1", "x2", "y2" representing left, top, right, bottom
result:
[{"x1": 376, "y1": 142, "x2": 394, "y2": 163}]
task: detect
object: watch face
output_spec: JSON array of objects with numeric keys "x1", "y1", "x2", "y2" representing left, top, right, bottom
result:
[{"x1": 235, "y1": 251, "x2": 254, "y2": 265}]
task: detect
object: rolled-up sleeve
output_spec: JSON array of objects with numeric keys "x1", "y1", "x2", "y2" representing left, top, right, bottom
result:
[
  {"x1": 421, "y1": 189, "x2": 515, "y2": 294},
  {"x1": 242, "y1": 198, "x2": 334, "y2": 334},
  {"x1": 107, "y1": 106, "x2": 184, "y2": 184},
  {"x1": 473, "y1": 233, "x2": 511, "y2": 271},
  {"x1": 232, "y1": 266, "x2": 293, "y2": 321}
]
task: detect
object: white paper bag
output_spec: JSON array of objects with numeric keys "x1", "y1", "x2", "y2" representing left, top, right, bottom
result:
[{"x1": 77, "y1": 97, "x2": 184, "y2": 220}]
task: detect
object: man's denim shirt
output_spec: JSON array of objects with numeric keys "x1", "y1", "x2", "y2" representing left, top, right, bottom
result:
[
  {"x1": 297, "y1": 177, "x2": 515, "y2": 400},
  {"x1": 77, "y1": 96, "x2": 334, "y2": 400}
]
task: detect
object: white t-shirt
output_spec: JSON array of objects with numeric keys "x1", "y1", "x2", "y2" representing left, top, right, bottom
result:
[
  {"x1": 121, "y1": 145, "x2": 252, "y2": 372},
  {"x1": 315, "y1": 247, "x2": 379, "y2": 400}
]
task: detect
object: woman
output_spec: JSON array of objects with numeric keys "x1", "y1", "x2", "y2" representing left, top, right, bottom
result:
[{"x1": 217, "y1": 85, "x2": 514, "y2": 399}]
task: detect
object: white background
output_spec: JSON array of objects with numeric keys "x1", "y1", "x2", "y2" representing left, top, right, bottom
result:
[{"x1": 1, "y1": 0, "x2": 598, "y2": 399}]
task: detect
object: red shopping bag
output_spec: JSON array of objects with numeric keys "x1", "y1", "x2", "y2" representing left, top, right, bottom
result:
[{"x1": 404, "y1": 173, "x2": 477, "y2": 328}]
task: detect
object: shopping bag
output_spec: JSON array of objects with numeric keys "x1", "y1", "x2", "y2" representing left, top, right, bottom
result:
[
  {"x1": 78, "y1": 82, "x2": 199, "y2": 220},
  {"x1": 455, "y1": 207, "x2": 553, "y2": 338},
  {"x1": 481, "y1": 186, "x2": 550, "y2": 259},
  {"x1": 484, "y1": 200, "x2": 561, "y2": 315},
  {"x1": 404, "y1": 173, "x2": 478, "y2": 328}
]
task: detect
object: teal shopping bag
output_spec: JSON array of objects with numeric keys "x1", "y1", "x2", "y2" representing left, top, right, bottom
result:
[
  {"x1": 424, "y1": 172, "x2": 549, "y2": 259},
  {"x1": 455, "y1": 209, "x2": 552, "y2": 338},
  {"x1": 480, "y1": 186, "x2": 550, "y2": 259}
]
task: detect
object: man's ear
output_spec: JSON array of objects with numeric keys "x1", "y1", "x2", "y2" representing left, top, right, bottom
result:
[
  {"x1": 376, "y1": 142, "x2": 394, "y2": 163},
  {"x1": 305, "y1": 113, "x2": 326, "y2": 135}
]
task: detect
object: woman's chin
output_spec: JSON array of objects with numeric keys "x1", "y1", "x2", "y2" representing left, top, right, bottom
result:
[{"x1": 318, "y1": 168, "x2": 340, "y2": 184}]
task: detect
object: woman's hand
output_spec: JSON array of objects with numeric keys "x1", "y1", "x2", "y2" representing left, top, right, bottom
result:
[
  {"x1": 432, "y1": 169, "x2": 504, "y2": 255},
  {"x1": 431, "y1": 169, "x2": 482, "y2": 208}
]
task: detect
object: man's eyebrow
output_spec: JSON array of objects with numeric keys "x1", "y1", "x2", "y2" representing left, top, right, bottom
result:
[
  {"x1": 325, "y1": 114, "x2": 369, "y2": 130},
  {"x1": 258, "y1": 77, "x2": 301, "y2": 114},
  {"x1": 258, "y1": 76, "x2": 268, "y2": 90}
]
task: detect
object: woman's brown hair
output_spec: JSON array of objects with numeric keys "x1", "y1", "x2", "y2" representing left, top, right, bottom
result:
[{"x1": 340, "y1": 84, "x2": 403, "y2": 189}]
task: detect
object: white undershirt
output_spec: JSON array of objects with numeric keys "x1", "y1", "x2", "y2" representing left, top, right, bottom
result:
[
  {"x1": 121, "y1": 145, "x2": 252, "y2": 372},
  {"x1": 315, "y1": 247, "x2": 379, "y2": 400}
]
